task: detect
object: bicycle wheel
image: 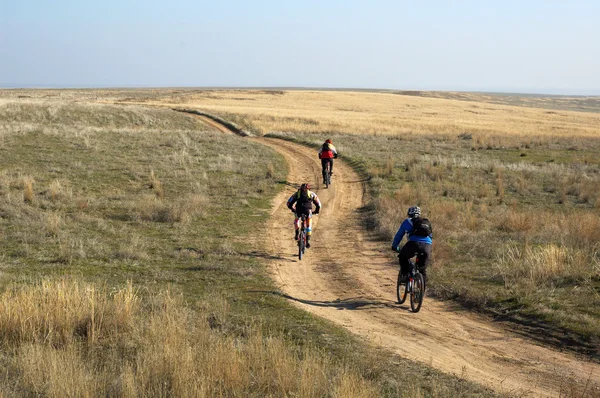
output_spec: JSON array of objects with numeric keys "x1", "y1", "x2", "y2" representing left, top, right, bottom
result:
[
  {"x1": 298, "y1": 229, "x2": 305, "y2": 260},
  {"x1": 396, "y1": 271, "x2": 408, "y2": 304},
  {"x1": 410, "y1": 272, "x2": 425, "y2": 313}
]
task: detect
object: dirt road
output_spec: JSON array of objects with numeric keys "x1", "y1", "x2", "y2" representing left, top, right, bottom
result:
[{"x1": 253, "y1": 137, "x2": 600, "y2": 398}]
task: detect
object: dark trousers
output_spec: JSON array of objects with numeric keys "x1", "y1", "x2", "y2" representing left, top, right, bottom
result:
[
  {"x1": 398, "y1": 241, "x2": 432, "y2": 282},
  {"x1": 321, "y1": 159, "x2": 334, "y2": 176}
]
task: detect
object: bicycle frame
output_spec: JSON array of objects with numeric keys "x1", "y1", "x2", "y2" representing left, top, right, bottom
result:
[{"x1": 297, "y1": 214, "x2": 308, "y2": 260}]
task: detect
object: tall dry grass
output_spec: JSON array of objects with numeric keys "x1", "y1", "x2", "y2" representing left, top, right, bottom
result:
[
  {"x1": 496, "y1": 244, "x2": 588, "y2": 287},
  {"x1": 0, "y1": 278, "x2": 378, "y2": 397},
  {"x1": 149, "y1": 169, "x2": 164, "y2": 198},
  {"x1": 22, "y1": 176, "x2": 34, "y2": 203},
  {"x1": 0, "y1": 278, "x2": 138, "y2": 347}
]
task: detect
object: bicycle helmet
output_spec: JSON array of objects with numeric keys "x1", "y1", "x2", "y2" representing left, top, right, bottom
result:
[
  {"x1": 325, "y1": 139, "x2": 332, "y2": 144},
  {"x1": 407, "y1": 206, "x2": 421, "y2": 218},
  {"x1": 300, "y1": 183, "x2": 310, "y2": 191}
]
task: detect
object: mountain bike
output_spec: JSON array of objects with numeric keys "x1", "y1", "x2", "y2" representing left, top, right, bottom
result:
[
  {"x1": 297, "y1": 214, "x2": 308, "y2": 260},
  {"x1": 396, "y1": 256, "x2": 426, "y2": 312},
  {"x1": 323, "y1": 162, "x2": 332, "y2": 188}
]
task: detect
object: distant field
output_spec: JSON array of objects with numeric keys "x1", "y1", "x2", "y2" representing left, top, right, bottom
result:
[
  {"x1": 4, "y1": 88, "x2": 600, "y2": 141},
  {"x1": 393, "y1": 90, "x2": 600, "y2": 113}
]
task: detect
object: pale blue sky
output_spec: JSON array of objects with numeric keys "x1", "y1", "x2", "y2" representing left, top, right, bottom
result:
[{"x1": 2, "y1": 0, "x2": 599, "y2": 94}]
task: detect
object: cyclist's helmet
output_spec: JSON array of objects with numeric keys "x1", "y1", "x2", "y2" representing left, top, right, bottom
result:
[
  {"x1": 407, "y1": 206, "x2": 421, "y2": 219},
  {"x1": 325, "y1": 139, "x2": 332, "y2": 144},
  {"x1": 300, "y1": 183, "x2": 310, "y2": 192}
]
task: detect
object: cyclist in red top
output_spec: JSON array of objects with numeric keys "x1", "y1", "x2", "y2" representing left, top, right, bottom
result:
[
  {"x1": 318, "y1": 139, "x2": 338, "y2": 184},
  {"x1": 286, "y1": 183, "x2": 321, "y2": 248}
]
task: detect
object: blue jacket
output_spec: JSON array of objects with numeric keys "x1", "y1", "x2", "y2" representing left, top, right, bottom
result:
[{"x1": 392, "y1": 218, "x2": 432, "y2": 250}]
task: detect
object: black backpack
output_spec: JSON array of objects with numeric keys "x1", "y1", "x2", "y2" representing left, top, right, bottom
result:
[
  {"x1": 411, "y1": 217, "x2": 432, "y2": 237},
  {"x1": 297, "y1": 190, "x2": 312, "y2": 211}
]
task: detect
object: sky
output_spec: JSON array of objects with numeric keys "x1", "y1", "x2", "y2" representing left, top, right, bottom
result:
[{"x1": 1, "y1": 0, "x2": 599, "y2": 94}]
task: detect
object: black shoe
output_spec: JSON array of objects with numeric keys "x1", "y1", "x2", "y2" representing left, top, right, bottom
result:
[
  {"x1": 294, "y1": 230, "x2": 299, "y2": 240},
  {"x1": 399, "y1": 274, "x2": 408, "y2": 283},
  {"x1": 306, "y1": 237, "x2": 311, "y2": 248}
]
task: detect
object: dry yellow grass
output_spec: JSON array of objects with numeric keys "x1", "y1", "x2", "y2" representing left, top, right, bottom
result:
[
  {"x1": 149, "y1": 169, "x2": 164, "y2": 198},
  {"x1": 0, "y1": 278, "x2": 378, "y2": 397},
  {"x1": 22, "y1": 176, "x2": 34, "y2": 203},
  {"x1": 496, "y1": 244, "x2": 589, "y2": 287},
  {"x1": 0, "y1": 278, "x2": 138, "y2": 347},
  {"x1": 135, "y1": 90, "x2": 600, "y2": 140}
]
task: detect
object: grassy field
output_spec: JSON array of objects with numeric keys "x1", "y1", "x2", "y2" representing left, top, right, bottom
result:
[
  {"x1": 0, "y1": 93, "x2": 500, "y2": 396},
  {"x1": 81, "y1": 87, "x2": 600, "y2": 358}
]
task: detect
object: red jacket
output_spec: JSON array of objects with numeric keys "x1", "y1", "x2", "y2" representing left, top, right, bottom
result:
[{"x1": 318, "y1": 143, "x2": 337, "y2": 159}]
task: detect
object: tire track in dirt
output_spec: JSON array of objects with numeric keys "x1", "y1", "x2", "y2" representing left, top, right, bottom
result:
[
  {"x1": 187, "y1": 113, "x2": 237, "y2": 135},
  {"x1": 193, "y1": 112, "x2": 599, "y2": 397},
  {"x1": 252, "y1": 137, "x2": 600, "y2": 398}
]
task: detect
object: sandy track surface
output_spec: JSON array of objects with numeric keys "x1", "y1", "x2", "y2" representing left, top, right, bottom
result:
[{"x1": 251, "y1": 137, "x2": 600, "y2": 397}]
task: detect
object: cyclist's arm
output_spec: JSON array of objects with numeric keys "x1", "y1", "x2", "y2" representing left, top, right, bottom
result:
[
  {"x1": 312, "y1": 194, "x2": 322, "y2": 213},
  {"x1": 391, "y1": 219, "x2": 410, "y2": 250},
  {"x1": 286, "y1": 194, "x2": 297, "y2": 210}
]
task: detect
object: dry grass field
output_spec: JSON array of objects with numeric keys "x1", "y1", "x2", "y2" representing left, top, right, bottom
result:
[
  {"x1": 0, "y1": 278, "x2": 379, "y2": 397},
  {"x1": 120, "y1": 89, "x2": 600, "y2": 142},
  {"x1": 0, "y1": 91, "x2": 502, "y2": 397},
  {"x1": 95, "y1": 88, "x2": 600, "y2": 355}
]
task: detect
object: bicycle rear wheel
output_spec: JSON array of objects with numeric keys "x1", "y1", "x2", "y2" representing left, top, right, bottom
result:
[
  {"x1": 298, "y1": 229, "x2": 305, "y2": 260},
  {"x1": 323, "y1": 167, "x2": 330, "y2": 188},
  {"x1": 410, "y1": 272, "x2": 425, "y2": 313},
  {"x1": 396, "y1": 271, "x2": 408, "y2": 304}
]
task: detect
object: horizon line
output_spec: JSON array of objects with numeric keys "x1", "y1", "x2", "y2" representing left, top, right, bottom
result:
[{"x1": 1, "y1": 84, "x2": 600, "y2": 97}]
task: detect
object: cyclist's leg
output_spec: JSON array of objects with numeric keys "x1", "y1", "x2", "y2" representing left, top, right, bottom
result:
[
  {"x1": 293, "y1": 213, "x2": 301, "y2": 239},
  {"x1": 305, "y1": 211, "x2": 313, "y2": 248},
  {"x1": 321, "y1": 159, "x2": 328, "y2": 181},
  {"x1": 329, "y1": 158, "x2": 334, "y2": 174},
  {"x1": 399, "y1": 241, "x2": 419, "y2": 279},
  {"x1": 415, "y1": 242, "x2": 432, "y2": 284}
]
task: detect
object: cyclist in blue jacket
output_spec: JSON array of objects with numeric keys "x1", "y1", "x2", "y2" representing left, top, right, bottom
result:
[{"x1": 391, "y1": 206, "x2": 433, "y2": 284}]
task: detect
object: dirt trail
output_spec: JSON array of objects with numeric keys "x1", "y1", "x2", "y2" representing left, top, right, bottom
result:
[
  {"x1": 187, "y1": 113, "x2": 236, "y2": 135},
  {"x1": 251, "y1": 137, "x2": 600, "y2": 398}
]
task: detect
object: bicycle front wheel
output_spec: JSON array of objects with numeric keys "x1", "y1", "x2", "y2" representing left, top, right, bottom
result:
[
  {"x1": 410, "y1": 272, "x2": 425, "y2": 313},
  {"x1": 396, "y1": 271, "x2": 408, "y2": 304}
]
